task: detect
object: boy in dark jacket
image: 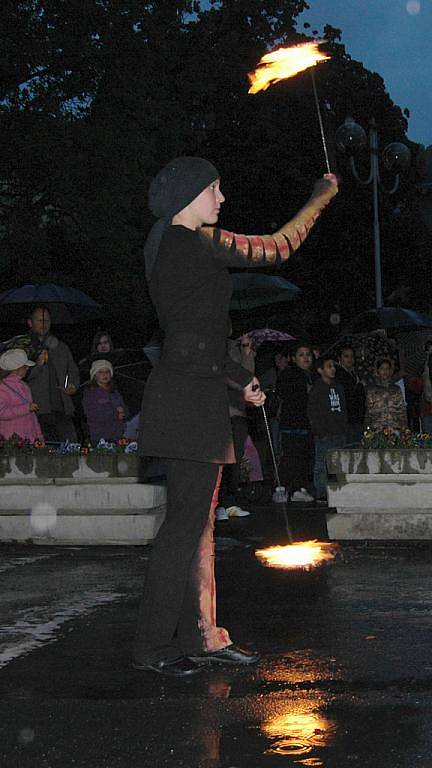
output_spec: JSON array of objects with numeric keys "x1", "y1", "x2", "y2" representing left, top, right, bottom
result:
[
  {"x1": 336, "y1": 345, "x2": 365, "y2": 444},
  {"x1": 308, "y1": 355, "x2": 347, "y2": 501},
  {"x1": 277, "y1": 342, "x2": 316, "y2": 502}
]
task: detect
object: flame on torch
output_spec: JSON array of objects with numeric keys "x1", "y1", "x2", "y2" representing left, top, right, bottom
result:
[
  {"x1": 248, "y1": 41, "x2": 330, "y2": 94},
  {"x1": 256, "y1": 540, "x2": 338, "y2": 571}
]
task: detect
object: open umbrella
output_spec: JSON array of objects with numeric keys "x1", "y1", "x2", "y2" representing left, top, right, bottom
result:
[
  {"x1": 230, "y1": 274, "x2": 300, "y2": 311},
  {"x1": 0, "y1": 283, "x2": 103, "y2": 324},
  {"x1": 393, "y1": 329, "x2": 432, "y2": 377},
  {"x1": 238, "y1": 328, "x2": 296, "y2": 348},
  {"x1": 347, "y1": 307, "x2": 432, "y2": 334}
]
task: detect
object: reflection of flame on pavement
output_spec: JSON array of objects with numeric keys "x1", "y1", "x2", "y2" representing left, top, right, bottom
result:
[
  {"x1": 248, "y1": 41, "x2": 330, "y2": 94},
  {"x1": 262, "y1": 711, "x2": 336, "y2": 760},
  {"x1": 256, "y1": 540, "x2": 338, "y2": 570}
]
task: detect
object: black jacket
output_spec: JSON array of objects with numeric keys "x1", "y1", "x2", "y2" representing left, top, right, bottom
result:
[
  {"x1": 139, "y1": 226, "x2": 277, "y2": 463},
  {"x1": 336, "y1": 365, "x2": 366, "y2": 426},
  {"x1": 277, "y1": 366, "x2": 315, "y2": 430},
  {"x1": 307, "y1": 379, "x2": 347, "y2": 438}
]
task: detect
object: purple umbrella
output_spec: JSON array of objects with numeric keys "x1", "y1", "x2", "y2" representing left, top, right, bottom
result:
[{"x1": 237, "y1": 328, "x2": 296, "y2": 348}]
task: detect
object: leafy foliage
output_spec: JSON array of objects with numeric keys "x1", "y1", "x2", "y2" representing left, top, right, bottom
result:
[{"x1": 0, "y1": 1, "x2": 429, "y2": 350}]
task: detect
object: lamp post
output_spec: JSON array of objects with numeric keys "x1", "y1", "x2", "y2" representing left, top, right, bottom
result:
[{"x1": 335, "y1": 117, "x2": 411, "y2": 309}]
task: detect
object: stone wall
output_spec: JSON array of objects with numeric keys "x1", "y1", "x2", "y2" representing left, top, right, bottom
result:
[
  {"x1": 326, "y1": 448, "x2": 432, "y2": 540},
  {"x1": 0, "y1": 453, "x2": 166, "y2": 545}
]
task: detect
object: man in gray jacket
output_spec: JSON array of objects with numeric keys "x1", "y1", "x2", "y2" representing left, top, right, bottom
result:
[{"x1": 26, "y1": 306, "x2": 80, "y2": 441}]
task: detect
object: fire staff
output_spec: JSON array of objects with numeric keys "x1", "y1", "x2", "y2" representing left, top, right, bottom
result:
[{"x1": 133, "y1": 156, "x2": 338, "y2": 677}]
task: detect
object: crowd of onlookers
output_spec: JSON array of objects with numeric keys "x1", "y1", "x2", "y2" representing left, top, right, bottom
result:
[
  {"x1": 0, "y1": 305, "x2": 431, "y2": 509},
  {"x1": 253, "y1": 337, "x2": 432, "y2": 504},
  {"x1": 0, "y1": 305, "x2": 130, "y2": 446}
]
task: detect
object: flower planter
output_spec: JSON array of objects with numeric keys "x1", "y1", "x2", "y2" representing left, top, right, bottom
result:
[
  {"x1": 326, "y1": 448, "x2": 432, "y2": 540},
  {"x1": 0, "y1": 453, "x2": 166, "y2": 545}
]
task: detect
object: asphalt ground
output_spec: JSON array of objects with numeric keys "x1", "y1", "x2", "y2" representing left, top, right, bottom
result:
[{"x1": 1, "y1": 494, "x2": 432, "y2": 768}]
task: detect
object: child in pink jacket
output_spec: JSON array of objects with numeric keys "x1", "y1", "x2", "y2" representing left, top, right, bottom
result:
[{"x1": 0, "y1": 348, "x2": 42, "y2": 441}]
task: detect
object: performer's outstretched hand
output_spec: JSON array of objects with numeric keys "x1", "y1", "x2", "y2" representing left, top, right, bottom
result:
[
  {"x1": 243, "y1": 377, "x2": 266, "y2": 407},
  {"x1": 323, "y1": 172, "x2": 338, "y2": 187},
  {"x1": 312, "y1": 174, "x2": 339, "y2": 200}
]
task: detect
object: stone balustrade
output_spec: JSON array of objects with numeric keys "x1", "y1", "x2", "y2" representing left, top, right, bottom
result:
[
  {"x1": 0, "y1": 453, "x2": 166, "y2": 545},
  {"x1": 326, "y1": 448, "x2": 432, "y2": 540}
]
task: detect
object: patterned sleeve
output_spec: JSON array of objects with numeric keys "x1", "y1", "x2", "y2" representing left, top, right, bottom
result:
[{"x1": 200, "y1": 178, "x2": 337, "y2": 269}]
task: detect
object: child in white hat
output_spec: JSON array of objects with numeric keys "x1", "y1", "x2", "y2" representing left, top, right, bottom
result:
[
  {"x1": 0, "y1": 349, "x2": 43, "y2": 441},
  {"x1": 82, "y1": 359, "x2": 128, "y2": 443}
]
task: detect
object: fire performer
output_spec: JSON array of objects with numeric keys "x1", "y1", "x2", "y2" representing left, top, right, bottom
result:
[{"x1": 133, "y1": 156, "x2": 338, "y2": 677}]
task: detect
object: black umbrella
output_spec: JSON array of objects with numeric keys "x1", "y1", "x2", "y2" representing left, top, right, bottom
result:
[
  {"x1": 347, "y1": 307, "x2": 432, "y2": 334},
  {"x1": 230, "y1": 274, "x2": 300, "y2": 311},
  {"x1": 0, "y1": 283, "x2": 103, "y2": 324}
]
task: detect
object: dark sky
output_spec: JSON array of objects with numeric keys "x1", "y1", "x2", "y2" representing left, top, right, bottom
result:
[{"x1": 300, "y1": 0, "x2": 431, "y2": 147}]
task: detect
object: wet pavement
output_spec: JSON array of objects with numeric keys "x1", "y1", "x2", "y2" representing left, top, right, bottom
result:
[{"x1": 1, "y1": 494, "x2": 432, "y2": 767}]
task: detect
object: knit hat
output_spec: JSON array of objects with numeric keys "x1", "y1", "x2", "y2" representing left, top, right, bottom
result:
[
  {"x1": 0, "y1": 348, "x2": 36, "y2": 370},
  {"x1": 90, "y1": 359, "x2": 114, "y2": 380},
  {"x1": 144, "y1": 156, "x2": 219, "y2": 280}
]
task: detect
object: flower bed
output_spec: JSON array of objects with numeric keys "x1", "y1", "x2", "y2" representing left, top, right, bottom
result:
[
  {"x1": 0, "y1": 434, "x2": 138, "y2": 455},
  {"x1": 361, "y1": 427, "x2": 432, "y2": 450}
]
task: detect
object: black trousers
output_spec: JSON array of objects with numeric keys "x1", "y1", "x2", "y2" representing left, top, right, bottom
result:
[
  {"x1": 133, "y1": 458, "x2": 220, "y2": 665},
  {"x1": 279, "y1": 430, "x2": 314, "y2": 494}
]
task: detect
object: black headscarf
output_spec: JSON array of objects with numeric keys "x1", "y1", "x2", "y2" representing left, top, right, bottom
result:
[{"x1": 144, "y1": 156, "x2": 219, "y2": 280}]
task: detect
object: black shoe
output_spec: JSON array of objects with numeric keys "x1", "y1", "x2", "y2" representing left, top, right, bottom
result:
[
  {"x1": 132, "y1": 656, "x2": 202, "y2": 677},
  {"x1": 188, "y1": 644, "x2": 260, "y2": 666}
]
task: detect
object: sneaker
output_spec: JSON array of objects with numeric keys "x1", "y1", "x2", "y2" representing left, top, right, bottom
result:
[
  {"x1": 215, "y1": 506, "x2": 229, "y2": 521},
  {"x1": 300, "y1": 487, "x2": 315, "y2": 502},
  {"x1": 291, "y1": 489, "x2": 314, "y2": 503},
  {"x1": 226, "y1": 505, "x2": 250, "y2": 518},
  {"x1": 272, "y1": 487, "x2": 288, "y2": 503}
]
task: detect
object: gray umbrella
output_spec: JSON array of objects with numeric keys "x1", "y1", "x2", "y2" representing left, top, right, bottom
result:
[
  {"x1": 0, "y1": 283, "x2": 103, "y2": 324},
  {"x1": 347, "y1": 307, "x2": 432, "y2": 334},
  {"x1": 230, "y1": 274, "x2": 300, "y2": 311}
]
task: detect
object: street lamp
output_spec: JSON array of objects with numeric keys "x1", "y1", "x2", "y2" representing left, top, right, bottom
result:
[{"x1": 335, "y1": 117, "x2": 411, "y2": 309}]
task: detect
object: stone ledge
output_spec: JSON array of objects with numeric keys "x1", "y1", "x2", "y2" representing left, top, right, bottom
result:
[
  {"x1": 0, "y1": 453, "x2": 142, "y2": 481},
  {"x1": 0, "y1": 505, "x2": 166, "y2": 545},
  {"x1": 326, "y1": 448, "x2": 432, "y2": 540},
  {"x1": 327, "y1": 511, "x2": 432, "y2": 540},
  {"x1": 327, "y1": 448, "x2": 432, "y2": 475}
]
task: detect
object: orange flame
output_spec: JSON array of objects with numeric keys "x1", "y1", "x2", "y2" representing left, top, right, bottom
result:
[
  {"x1": 255, "y1": 540, "x2": 337, "y2": 570},
  {"x1": 248, "y1": 41, "x2": 330, "y2": 94}
]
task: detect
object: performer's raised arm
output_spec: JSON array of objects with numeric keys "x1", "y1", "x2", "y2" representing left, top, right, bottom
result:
[{"x1": 200, "y1": 173, "x2": 338, "y2": 268}]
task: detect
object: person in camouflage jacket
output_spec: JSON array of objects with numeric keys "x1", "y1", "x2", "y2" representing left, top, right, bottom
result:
[{"x1": 365, "y1": 358, "x2": 407, "y2": 433}]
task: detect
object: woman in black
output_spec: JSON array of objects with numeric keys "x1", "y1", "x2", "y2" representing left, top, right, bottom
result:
[{"x1": 133, "y1": 157, "x2": 338, "y2": 676}]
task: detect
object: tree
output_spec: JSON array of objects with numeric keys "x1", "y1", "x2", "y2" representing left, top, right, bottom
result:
[{"x1": 0, "y1": 1, "x2": 429, "y2": 348}]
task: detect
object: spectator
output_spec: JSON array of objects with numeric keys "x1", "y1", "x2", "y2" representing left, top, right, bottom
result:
[
  {"x1": 259, "y1": 347, "x2": 290, "y2": 461},
  {"x1": 277, "y1": 342, "x2": 316, "y2": 502},
  {"x1": 91, "y1": 331, "x2": 114, "y2": 357},
  {"x1": 0, "y1": 349, "x2": 42, "y2": 441},
  {"x1": 365, "y1": 357, "x2": 408, "y2": 433},
  {"x1": 82, "y1": 359, "x2": 128, "y2": 443},
  {"x1": 26, "y1": 306, "x2": 80, "y2": 442},
  {"x1": 308, "y1": 354, "x2": 347, "y2": 502},
  {"x1": 336, "y1": 345, "x2": 366, "y2": 444},
  {"x1": 408, "y1": 342, "x2": 432, "y2": 434},
  {"x1": 79, "y1": 330, "x2": 116, "y2": 378},
  {"x1": 216, "y1": 335, "x2": 255, "y2": 520}
]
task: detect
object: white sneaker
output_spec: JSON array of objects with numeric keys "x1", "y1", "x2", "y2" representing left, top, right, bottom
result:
[
  {"x1": 215, "y1": 506, "x2": 229, "y2": 521},
  {"x1": 291, "y1": 489, "x2": 314, "y2": 503},
  {"x1": 226, "y1": 505, "x2": 250, "y2": 518},
  {"x1": 300, "y1": 488, "x2": 315, "y2": 502}
]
